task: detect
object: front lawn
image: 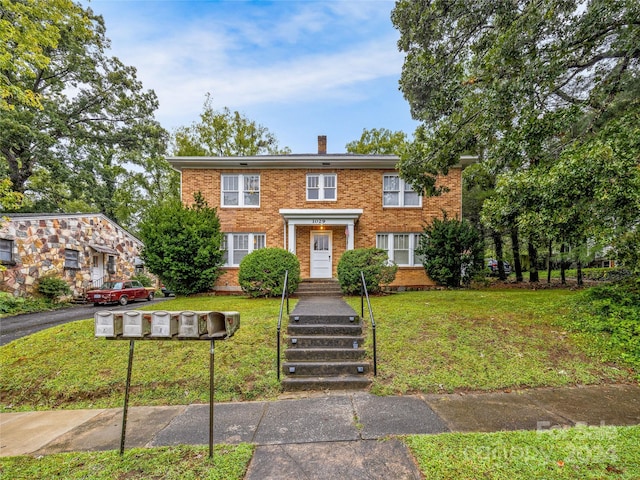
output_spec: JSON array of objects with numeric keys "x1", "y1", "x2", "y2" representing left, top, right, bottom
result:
[{"x1": 1, "y1": 290, "x2": 636, "y2": 412}]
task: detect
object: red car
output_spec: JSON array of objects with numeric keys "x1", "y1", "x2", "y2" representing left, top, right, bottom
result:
[{"x1": 87, "y1": 280, "x2": 154, "y2": 306}]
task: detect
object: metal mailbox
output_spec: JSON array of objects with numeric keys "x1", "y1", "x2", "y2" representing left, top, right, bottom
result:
[
  {"x1": 206, "y1": 311, "x2": 240, "y2": 339},
  {"x1": 150, "y1": 310, "x2": 179, "y2": 337},
  {"x1": 122, "y1": 311, "x2": 151, "y2": 337},
  {"x1": 95, "y1": 311, "x2": 123, "y2": 337},
  {"x1": 178, "y1": 311, "x2": 208, "y2": 338}
]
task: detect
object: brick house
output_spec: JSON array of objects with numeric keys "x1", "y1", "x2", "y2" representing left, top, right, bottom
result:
[
  {"x1": 0, "y1": 213, "x2": 145, "y2": 298},
  {"x1": 168, "y1": 136, "x2": 472, "y2": 293}
]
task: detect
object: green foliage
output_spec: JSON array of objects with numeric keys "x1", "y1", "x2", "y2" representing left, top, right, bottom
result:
[
  {"x1": 613, "y1": 230, "x2": 640, "y2": 274},
  {"x1": 1, "y1": 0, "x2": 171, "y2": 228},
  {"x1": 36, "y1": 276, "x2": 72, "y2": 302},
  {"x1": 0, "y1": 292, "x2": 61, "y2": 316},
  {"x1": 131, "y1": 273, "x2": 153, "y2": 288},
  {"x1": 566, "y1": 278, "x2": 640, "y2": 370},
  {"x1": 238, "y1": 248, "x2": 300, "y2": 298},
  {"x1": 138, "y1": 194, "x2": 224, "y2": 295},
  {"x1": 416, "y1": 213, "x2": 484, "y2": 287},
  {"x1": 173, "y1": 93, "x2": 290, "y2": 156},
  {"x1": 345, "y1": 128, "x2": 408, "y2": 155},
  {"x1": 337, "y1": 248, "x2": 397, "y2": 295}
]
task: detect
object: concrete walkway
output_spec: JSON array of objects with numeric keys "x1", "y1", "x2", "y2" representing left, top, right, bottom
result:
[{"x1": 2, "y1": 385, "x2": 639, "y2": 479}]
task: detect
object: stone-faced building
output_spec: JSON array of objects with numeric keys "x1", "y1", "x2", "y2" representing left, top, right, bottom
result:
[
  {"x1": 168, "y1": 136, "x2": 473, "y2": 293},
  {"x1": 0, "y1": 213, "x2": 144, "y2": 298}
]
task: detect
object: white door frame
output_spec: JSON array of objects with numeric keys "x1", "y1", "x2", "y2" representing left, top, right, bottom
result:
[{"x1": 310, "y1": 230, "x2": 333, "y2": 278}]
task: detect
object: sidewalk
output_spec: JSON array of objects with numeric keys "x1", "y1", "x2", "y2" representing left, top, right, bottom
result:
[{"x1": 2, "y1": 384, "x2": 639, "y2": 479}]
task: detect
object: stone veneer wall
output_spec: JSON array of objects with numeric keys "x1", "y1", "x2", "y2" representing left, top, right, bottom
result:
[{"x1": 0, "y1": 215, "x2": 143, "y2": 298}]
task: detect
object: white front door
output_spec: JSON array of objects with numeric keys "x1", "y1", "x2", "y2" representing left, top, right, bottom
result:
[
  {"x1": 91, "y1": 255, "x2": 104, "y2": 287},
  {"x1": 310, "y1": 231, "x2": 332, "y2": 278}
]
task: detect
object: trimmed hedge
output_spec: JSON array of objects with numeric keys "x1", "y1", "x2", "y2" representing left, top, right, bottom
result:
[
  {"x1": 238, "y1": 248, "x2": 300, "y2": 298},
  {"x1": 37, "y1": 276, "x2": 72, "y2": 302},
  {"x1": 337, "y1": 248, "x2": 397, "y2": 295}
]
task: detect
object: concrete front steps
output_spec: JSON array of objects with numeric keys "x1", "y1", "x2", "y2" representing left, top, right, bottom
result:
[
  {"x1": 281, "y1": 296, "x2": 372, "y2": 391},
  {"x1": 294, "y1": 278, "x2": 343, "y2": 297}
]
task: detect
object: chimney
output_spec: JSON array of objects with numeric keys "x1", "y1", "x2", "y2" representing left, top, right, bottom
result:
[{"x1": 317, "y1": 135, "x2": 327, "y2": 155}]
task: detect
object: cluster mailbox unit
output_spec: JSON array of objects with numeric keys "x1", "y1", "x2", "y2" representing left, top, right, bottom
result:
[
  {"x1": 94, "y1": 310, "x2": 240, "y2": 339},
  {"x1": 94, "y1": 309, "x2": 240, "y2": 458}
]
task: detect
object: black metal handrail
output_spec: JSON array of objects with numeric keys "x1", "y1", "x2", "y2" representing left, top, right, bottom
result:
[
  {"x1": 360, "y1": 271, "x2": 377, "y2": 376},
  {"x1": 276, "y1": 270, "x2": 289, "y2": 380}
]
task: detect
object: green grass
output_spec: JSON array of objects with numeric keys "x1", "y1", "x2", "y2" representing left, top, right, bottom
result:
[
  {"x1": 404, "y1": 425, "x2": 640, "y2": 479},
  {"x1": 345, "y1": 289, "x2": 634, "y2": 395},
  {"x1": 0, "y1": 444, "x2": 254, "y2": 480},
  {"x1": 1, "y1": 296, "x2": 289, "y2": 411},
  {"x1": 1, "y1": 290, "x2": 636, "y2": 412}
]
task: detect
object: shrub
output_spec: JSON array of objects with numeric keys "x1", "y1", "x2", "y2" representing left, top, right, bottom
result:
[
  {"x1": 131, "y1": 273, "x2": 153, "y2": 287},
  {"x1": 37, "y1": 276, "x2": 72, "y2": 302},
  {"x1": 337, "y1": 248, "x2": 397, "y2": 295},
  {"x1": 238, "y1": 248, "x2": 300, "y2": 298},
  {"x1": 416, "y1": 213, "x2": 484, "y2": 287}
]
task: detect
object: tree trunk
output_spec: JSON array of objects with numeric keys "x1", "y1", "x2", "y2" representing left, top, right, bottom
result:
[
  {"x1": 560, "y1": 244, "x2": 567, "y2": 285},
  {"x1": 492, "y1": 231, "x2": 506, "y2": 280},
  {"x1": 528, "y1": 241, "x2": 539, "y2": 282},
  {"x1": 547, "y1": 240, "x2": 552, "y2": 284},
  {"x1": 577, "y1": 260, "x2": 583, "y2": 286},
  {"x1": 511, "y1": 227, "x2": 523, "y2": 282}
]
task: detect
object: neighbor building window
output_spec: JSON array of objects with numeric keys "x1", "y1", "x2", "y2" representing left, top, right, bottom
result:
[
  {"x1": 221, "y1": 174, "x2": 260, "y2": 207},
  {"x1": 222, "y1": 233, "x2": 266, "y2": 266},
  {"x1": 0, "y1": 239, "x2": 14, "y2": 263},
  {"x1": 307, "y1": 174, "x2": 337, "y2": 201},
  {"x1": 383, "y1": 174, "x2": 421, "y2": 207},
  {"x1": 376, "y1": 233, "x2": 424, "y2": 266},
  {"x1": 65, "y1": 249, "x2": 80, "y2": 269}
]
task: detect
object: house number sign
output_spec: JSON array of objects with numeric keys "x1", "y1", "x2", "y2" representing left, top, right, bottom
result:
[{"x1": 312, "y1": 219, "x2": 326, "y2": 224}]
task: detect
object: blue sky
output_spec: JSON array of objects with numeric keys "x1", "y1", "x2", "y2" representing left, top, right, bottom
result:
[{"x1": 84, "y1": 0, "x2": 418, "y2": 153}]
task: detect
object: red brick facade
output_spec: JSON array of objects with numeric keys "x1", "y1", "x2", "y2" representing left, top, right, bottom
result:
[{"x1": 171, "y1": 154, "x2": 465, "y2": 291}]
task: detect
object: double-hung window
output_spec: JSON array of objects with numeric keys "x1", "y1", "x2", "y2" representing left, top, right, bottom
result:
[
  {"x1": 376, "y1": 233, "x2": 424, "y2": 266},
  {"x1": 0, "y1": 239, "x2": 13, "y2": 263},
  {"x1": 307, "y1": 174, "x2": 337, "y2": 201},
  {"x1": 383, "y1": 174, "x2": 421, "y2": 207},
  {"x1": 222, "y1": 233, "x2": 266, "y2": 266},
  {"x1": 222, "y1": 174, "x2": 260, "y2": 207},
  {"x1": 65, "y1": 249, "x2": 80, "y2": 269}
]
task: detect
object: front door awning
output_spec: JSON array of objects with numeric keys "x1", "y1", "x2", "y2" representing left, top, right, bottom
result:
[
  {"x1": 279, "y1": 208, "x2": 363, "y2": 225},
  {"x1": 90, "y1": 244, "x2": 119, "y2": 255}
]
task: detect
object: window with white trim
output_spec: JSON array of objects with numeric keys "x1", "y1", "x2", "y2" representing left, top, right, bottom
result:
[
  {"x1": 222, "y1": 233, "x2": 266, "y2": 266},
  {"x1": 307, "y1": 174, "x2": 336, "y2": 201},
  {"x1": 0, "y1": 239, "x2": 14, "y2": 263},
  {"x1": 376, "y1": 233, "x2": 424, "y2": 266},
  {"x1": 221, "y1": 174, "x2": 260, "y2": 207},
  {"x1": 383, "y1": 174, "x2": 421, "y2": 207},
  {"x1": 65, "y1": 249, "x2": 80, "y2": 269}
]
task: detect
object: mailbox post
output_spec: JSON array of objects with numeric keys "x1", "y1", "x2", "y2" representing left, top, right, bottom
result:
[{"x1": 95, "y1": 310, "x2": 240, "y2": 458}]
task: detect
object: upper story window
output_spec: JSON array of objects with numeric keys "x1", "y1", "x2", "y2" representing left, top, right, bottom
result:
[
  {"x1": 383, "y1": 174, "x2": 421, "y2": 207},
  {"x1": 222, "y1": 174, "x2": 260, "y2": 207},
  {"x1": 376, "y1": 233, "x2": 424, "y2": 266},
  {"x1": 307, "y1": 174, "x2": 336, "y2": 201},
  {"x1": 0, "y1": 239, "x2": 14, "y2": 264},
  {"x1": 221, "y1": 233, "x2": 266, "y2": 266},
  {"x1": 65, "y1": 249, "x2": 80, "y2": 269}
]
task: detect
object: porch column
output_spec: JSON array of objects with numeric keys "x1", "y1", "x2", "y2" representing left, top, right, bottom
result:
[
  {"x1": 287, "y1": 222, "x2": 296, "y2": 254},
  {"x1": 346, "y1": 222, "x2": 355, "y2": 250}
]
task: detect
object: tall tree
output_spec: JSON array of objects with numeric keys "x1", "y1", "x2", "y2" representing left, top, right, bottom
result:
[
  {"x1": 345, "y1": 128, "x2": 408, "y2": 155},
  {"x1": 173, "y1": 93, "x2": 290, "y2": 156},
  {"x1": 392, "y1": 0, "x2": 640, "y2": 279},
  {"x1": 1, "y1": 0, "x2": 171, "y2": 227}
]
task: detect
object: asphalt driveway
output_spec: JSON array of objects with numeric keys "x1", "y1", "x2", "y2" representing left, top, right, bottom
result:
[{"x1": 0, "y1": 297, "x2": 170, "y2": 346}]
